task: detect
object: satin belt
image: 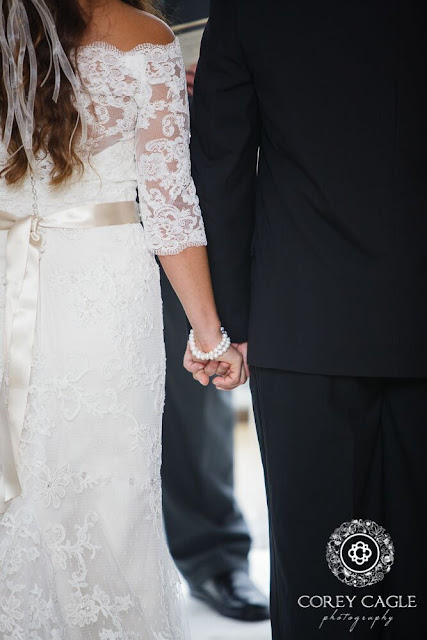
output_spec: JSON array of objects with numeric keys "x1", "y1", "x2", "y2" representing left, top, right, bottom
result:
[{"x1": 0, "y1": 200, "x2": 140, "y2": 514}]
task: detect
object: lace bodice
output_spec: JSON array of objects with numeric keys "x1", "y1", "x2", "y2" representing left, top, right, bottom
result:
[{"x1": 0, "y1": 37, "x2": 207, "y2": 256}]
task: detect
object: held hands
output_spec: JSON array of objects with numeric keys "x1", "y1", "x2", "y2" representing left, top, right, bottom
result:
[{"x1": 183, "y1": 331, "x2": 248, "y2": 390}]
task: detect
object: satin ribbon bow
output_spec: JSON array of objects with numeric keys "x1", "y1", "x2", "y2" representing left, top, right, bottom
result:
[{"x1": 0, "y1": 200, "x2": 140, "y2": 513}]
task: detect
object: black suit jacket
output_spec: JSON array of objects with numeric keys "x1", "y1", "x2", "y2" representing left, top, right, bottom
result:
[{"x1": 190, "y1": 0, "x2": 427, "y2": 376}]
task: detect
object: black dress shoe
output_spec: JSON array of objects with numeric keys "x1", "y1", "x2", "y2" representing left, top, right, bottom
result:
[{"x1": 189, "y1": 569, "x2": 270, "y2": 621}]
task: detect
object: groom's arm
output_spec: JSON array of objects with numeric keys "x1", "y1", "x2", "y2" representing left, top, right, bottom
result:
[{"x1": 190, "y1": 0, "x2": 260, "y2": 344}]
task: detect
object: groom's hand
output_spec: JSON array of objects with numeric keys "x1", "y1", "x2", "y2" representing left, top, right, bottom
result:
[
  {"x1": 203, "y1": 358, "x2": 229, "y2": 378},
  {"x1": 235, "y1": 342, "x2": 249, "y2": 378},
  {"x1": 201, "y1": 342, "x2": 249, "y2": 380}
]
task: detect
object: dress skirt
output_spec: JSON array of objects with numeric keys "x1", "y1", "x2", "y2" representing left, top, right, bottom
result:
[{"x1": 0, "y1": 220, "x2": 190, "y2": 639}]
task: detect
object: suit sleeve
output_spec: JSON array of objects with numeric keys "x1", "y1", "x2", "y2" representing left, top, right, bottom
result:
[{"x1": 190, "y1": 0, "x2": 260, "y2": 343}]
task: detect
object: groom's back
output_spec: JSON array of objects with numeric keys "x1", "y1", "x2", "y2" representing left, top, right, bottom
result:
[
  {"x1": 191, "y1": 0, "x2": 427, "y2": 376},
  {"x1": 245, "y1": 0, "x2": 425, "y2": 264}
]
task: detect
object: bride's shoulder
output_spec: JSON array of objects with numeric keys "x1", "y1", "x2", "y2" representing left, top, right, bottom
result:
[{"x1": 116, "y1": 6, "x2": 175, "y2": 49}]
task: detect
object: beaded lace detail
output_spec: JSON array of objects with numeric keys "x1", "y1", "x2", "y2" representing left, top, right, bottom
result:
[{"x1": 0, "y1": 36, "x2": 207, "y2": 256}]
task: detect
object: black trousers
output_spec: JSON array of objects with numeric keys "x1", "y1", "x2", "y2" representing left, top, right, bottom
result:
[
  {"x1": 160, "y1": 267, "x2": 251, "y2": 586},
  {"x1": 249, "y1": 366, "x2": 427, "y2": 640}
]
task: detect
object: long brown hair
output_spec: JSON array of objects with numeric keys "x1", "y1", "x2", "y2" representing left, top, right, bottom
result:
[{"x1": 0, "y1": 0, "x2": 162, "y2": 186}]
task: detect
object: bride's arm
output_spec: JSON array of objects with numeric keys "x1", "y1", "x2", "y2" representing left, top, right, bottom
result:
[
  {"x1": 158, "y1": 247, "x2": 246, "y2": 389},
  {"x1": 134, "y1": 30, "x2": 245, "y2": 389},
  {"x1": 158, "y1": 246, "x2": 221, "y2": 349}
]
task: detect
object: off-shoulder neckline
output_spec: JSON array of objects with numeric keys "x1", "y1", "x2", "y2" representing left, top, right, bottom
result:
[{"x1": 74, "y1": 35, "x2": 178, "y2": 56}]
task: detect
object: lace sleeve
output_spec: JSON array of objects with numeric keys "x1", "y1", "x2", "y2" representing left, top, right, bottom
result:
[{"x1": 134, "y1": 39, "x2": 207, "y2": 255}]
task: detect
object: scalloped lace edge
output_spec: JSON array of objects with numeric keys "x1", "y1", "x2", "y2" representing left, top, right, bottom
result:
[{"x1": 74, "y1": 36, "x2": 179, "y2": 56}]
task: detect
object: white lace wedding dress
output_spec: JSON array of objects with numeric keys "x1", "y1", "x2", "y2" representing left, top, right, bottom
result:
[{"x1": 0, "y1": 36, "x2": 206, "y2": 639}]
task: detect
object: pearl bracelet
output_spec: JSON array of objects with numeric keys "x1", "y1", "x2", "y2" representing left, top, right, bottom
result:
[{"x1": 189, "y1": 326, "x2": 231, "y2": 361}]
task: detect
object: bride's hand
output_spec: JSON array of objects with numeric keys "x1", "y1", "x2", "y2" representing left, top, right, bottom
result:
[
  {"x1": 183, "y1": 343, "x2": 210, "y2": 385},
  {"x1": 183, "y1": 342, "x2": 246, "y2": 390}
]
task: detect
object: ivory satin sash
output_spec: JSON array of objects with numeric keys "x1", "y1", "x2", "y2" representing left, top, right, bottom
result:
[{"x1": 0, "y1": 200, "x2": 140, "y2": 514}]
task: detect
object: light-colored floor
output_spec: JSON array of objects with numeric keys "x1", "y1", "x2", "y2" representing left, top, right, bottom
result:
[{"x1": 182, "y1": 384, "x2": 272, "y2": 640}]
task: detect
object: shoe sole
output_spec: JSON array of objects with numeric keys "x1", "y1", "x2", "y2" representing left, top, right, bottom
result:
[{"x1": 190, "y1": 590, "x2": 270, "y2": 622}]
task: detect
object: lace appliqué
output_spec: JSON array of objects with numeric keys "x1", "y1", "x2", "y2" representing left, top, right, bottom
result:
[
  {"x1": 0, "y1": 38, "x2": 191, "y2": 640},
  {"x1": 132, "y1": 40, "x2": 207, "y2": 254}
]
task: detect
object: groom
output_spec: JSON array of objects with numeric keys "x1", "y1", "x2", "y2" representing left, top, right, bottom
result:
[{"x1": 189, "y1": 1, "x2": 427, "y2": 639}]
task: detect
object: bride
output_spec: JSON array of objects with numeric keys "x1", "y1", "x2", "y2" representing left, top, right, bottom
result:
[{"x1": 0, "y1": 0, "x2": 246, "y2": 637}]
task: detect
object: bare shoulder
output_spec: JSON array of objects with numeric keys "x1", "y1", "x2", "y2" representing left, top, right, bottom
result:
[
  {"x1": 117, "y1": 5, "x2": 175, "y2": 47},
  {"x1": 82, "y1": 3, "x2": 175, "y2": 51}
]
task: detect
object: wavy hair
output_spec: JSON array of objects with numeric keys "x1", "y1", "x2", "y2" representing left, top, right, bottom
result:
[{"x1": 0, "y1": 0, "x2": 162, "y2": 186}]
